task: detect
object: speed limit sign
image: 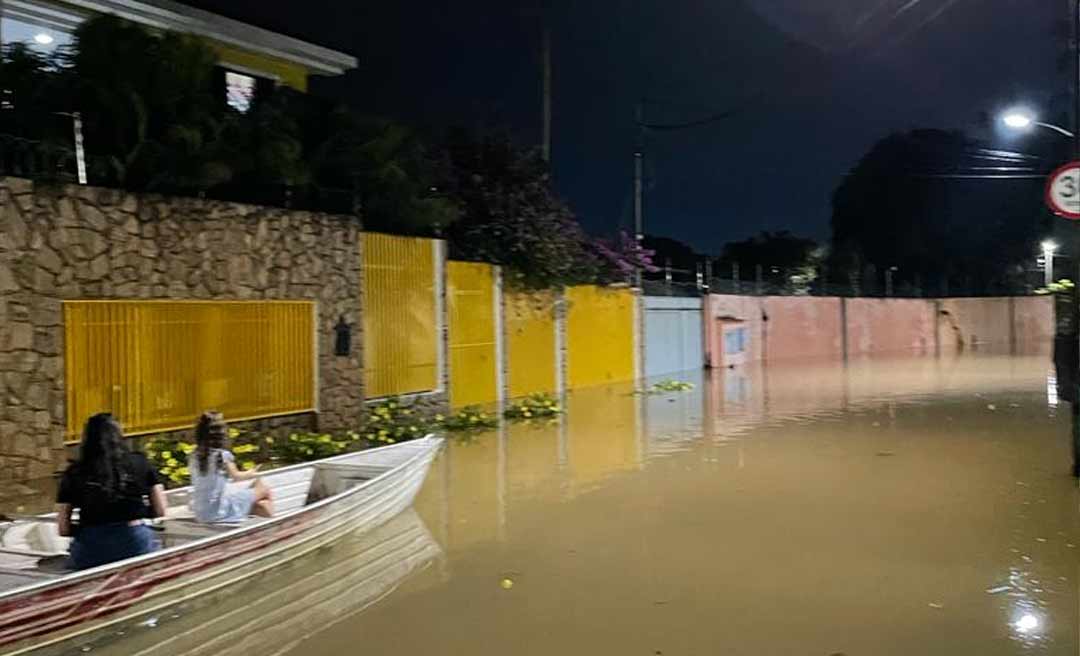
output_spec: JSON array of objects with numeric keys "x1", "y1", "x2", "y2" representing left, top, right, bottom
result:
[{"x1": 1046, "y1": 162, "x2": 1080, "y2": 220}]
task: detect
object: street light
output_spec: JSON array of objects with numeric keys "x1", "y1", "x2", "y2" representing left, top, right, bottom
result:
[
  {"x1": 1042, "y1": 240, "x2": 1059, "y2": 287},
  {"x1": 1006, "y1": 104, "x2": 1080, "y2": 478},
  {"x1": 1000, "y1": 110, "x2": 1076, "y2": 138}
]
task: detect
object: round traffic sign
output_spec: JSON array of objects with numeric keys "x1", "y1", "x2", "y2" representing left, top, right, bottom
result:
[{"x1": 1046, "y1": 161, "x2": 1080, "y2": 220}]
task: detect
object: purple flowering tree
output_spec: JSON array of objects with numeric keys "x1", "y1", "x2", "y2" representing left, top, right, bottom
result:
[{"x1": 591, "y1": 231, "x2": 660, "y2": 284}]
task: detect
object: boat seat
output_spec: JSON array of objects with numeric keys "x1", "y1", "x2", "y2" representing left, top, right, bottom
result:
[
  {"x1": 308, "y1": 462, "x2": 379, "y2": 500},
  {"x1": 0, "y1": 522, "x2": 70, "y2": 557},
  {"x1": 161, "y1": 516, "x2": 270, "y2": 545}
]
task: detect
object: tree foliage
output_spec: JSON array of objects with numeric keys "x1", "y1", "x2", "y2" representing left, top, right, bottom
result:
[
  {"x1": 830, "y1": 129, "x2": 1050, "y2": 295},
  {"x1": 1, "y1": 14, "x2": 453, "y2": 232},
  {"x1": 440, "y1": 130, "x2": 603, "y2": 290},
  {"x1": 70, "y1": 16, "x2": 226, "y2": 189}
]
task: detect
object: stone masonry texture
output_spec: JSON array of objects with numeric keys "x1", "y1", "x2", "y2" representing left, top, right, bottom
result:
[{"x1": 0, "y1": 177, "x2": 364, "y2": 481}]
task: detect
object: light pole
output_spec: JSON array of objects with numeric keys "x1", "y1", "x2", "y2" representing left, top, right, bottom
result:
[
  {"x1": 885, "y1": 266, "x2": 898, "y2": 297},
  {"x1": 1001, "y1": 111, "x2": 1076, "y2": 138},
  {"x1": 1002, "y1": 105, "x2": 1080, "y2": 477},
  {"x1": 53, "y1": 111, "x2": 87, "y2": 185},
  {"x1": 1041, "y1": 240, "x2": 1058, "y2": 288}
]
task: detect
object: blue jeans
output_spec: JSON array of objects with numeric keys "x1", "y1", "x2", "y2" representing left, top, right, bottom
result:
[{"x1": 69, "y1": 523, "x2": 159, "y2": 570}]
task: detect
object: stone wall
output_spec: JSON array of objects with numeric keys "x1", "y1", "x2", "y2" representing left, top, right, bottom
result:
[{"x1": 0, "y1": 177, "x2": 364, "y2": 481}]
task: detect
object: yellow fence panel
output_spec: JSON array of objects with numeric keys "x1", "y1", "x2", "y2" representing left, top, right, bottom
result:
[
  {"x1": 448, "y1": 261, "x2": 498, "y2": 408},
  {"x1": 363, "y1": 233, "x2": 439, "y2": 398},
  {"x1": 566, "y1": 285, "x2": 636, "y2": 389},
  {"x1": 64, "y1": 301, "x2": 315, "y2": 440},
  {"x1": 505, "y1": 291, "x2": 557, "y2": 398}
]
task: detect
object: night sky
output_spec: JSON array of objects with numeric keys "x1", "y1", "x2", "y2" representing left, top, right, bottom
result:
[{"x1": 187, "y1": 0, "x2": 1063, "y2": 254}]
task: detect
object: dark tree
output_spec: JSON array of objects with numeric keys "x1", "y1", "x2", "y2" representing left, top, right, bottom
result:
[
  {"x1": 642, "y1": 235, "x2": 703, "y2": 276},
  {"x1": 716, "y1": 230, "x2": 820, "y2": 291},
  {"x1": 439, "y1": 130, "x2": 603, "y2": 290},
  {"x1": 830, "y1": 129, "x2": 1052, "y2": 295}
]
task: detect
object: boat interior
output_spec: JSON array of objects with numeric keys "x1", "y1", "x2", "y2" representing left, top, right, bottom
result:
[{"x1": 0, "y1": 448, "x2": 409, "y2": 595}]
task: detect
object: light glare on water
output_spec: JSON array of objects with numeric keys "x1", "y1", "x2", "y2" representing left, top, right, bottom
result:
[{"x1": 91, "y1": 354, "x2": 1078, "y2": 656}]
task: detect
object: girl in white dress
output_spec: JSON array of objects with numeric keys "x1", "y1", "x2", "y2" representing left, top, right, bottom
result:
[{"x1": 189, "y1": 411, "x2": 274, "y2": 523}]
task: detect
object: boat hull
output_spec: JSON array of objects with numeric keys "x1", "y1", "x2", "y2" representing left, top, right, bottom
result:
[{"x1": 0, "y1": 437, "x2": 442, "y2": 655}]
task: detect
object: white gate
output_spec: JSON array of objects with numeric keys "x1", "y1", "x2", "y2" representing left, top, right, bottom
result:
[{"x1": 643, "y1": 296, "x2": 704, "y2": 378}]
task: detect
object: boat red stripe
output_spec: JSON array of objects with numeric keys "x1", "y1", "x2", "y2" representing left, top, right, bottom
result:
[{"x1": 0, "y1": 512, "x2": 317, "y2": 648}]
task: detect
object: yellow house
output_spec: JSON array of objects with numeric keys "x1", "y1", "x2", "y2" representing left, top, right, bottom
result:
[{"x1": 0, "y1": 0, "x2": 356, "y2": 104}]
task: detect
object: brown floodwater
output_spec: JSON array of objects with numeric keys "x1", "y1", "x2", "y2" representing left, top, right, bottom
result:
[{"x1": 43, "y1": 353, "x2": 1080, "y2": 654}]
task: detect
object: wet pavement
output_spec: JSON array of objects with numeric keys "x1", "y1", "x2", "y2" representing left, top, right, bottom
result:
[{"x1": 31, "y1": 352, "x2": 1080, "y2": 655}]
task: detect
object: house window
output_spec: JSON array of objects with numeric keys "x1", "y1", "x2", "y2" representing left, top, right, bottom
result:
[
  {"x1": 225, "y1": 70, "x2": 257, "y2": 113},
  {"x1": 724, "y1": 326, "x2": 748, "y2": 355}
]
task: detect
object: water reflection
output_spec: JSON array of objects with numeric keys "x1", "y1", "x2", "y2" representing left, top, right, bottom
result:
[
  {"x1": 352, "y1": 353, "x2": 1078, "y2": 656},
  {"x1": 7, "y1": 352, "x2": 1079, "y2": 656}
]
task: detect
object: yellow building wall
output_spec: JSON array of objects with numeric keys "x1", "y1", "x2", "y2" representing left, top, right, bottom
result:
[
  {"x1": 64, "y1": 301, "x2": 315, "y2": 440},
  {"x1": 209, "y1": 41, "x2": 309, "y2": 91},
  {"x1": 566, "y1": 286, "x2": 637, "y2": 389},
  {"x1": 363, "y1": 233, "x2": 439, "y2": 398},
  {"x1": 505, "y1": 291, "x2": 558, "y2": 398},
  {"x1": 447, "y1": 261, "x2": 498, "y2": 408}
]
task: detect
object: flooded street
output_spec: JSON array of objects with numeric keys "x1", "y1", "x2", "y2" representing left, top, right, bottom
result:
[{"x1": 92, "y1": 353, "x2": 1079, "y2": 656}]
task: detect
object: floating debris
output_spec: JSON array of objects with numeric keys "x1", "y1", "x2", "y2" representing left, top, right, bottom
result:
[
  {"x1": 987, "y1": 404, "x2": 997, "y2": 411},
  {"x1": 928, "y1": 602, "x2": 944, "y2": 609},
  {"x1": 500, "y1": 578, "x2": 514, "y2": 590},
  {"x1": 986, "y1": 586, "x2": 1011, "y2": 595}
]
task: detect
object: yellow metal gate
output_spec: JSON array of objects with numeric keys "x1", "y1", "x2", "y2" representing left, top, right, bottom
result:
[
  {"x1": 64, "y1": 301, "x2": 315, "y2": 440},
  {"x1": 362, "y1": 233, "x2": 439, "y2": 398}
]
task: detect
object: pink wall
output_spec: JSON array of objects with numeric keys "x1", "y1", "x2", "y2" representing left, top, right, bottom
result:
[
  {"x1": 706, "y1": 294, "x2": 1052, "y2": 364},
  {"x1": 707, "y1": 295, "x2": 764, "y2": 364},
  {"x1": 761, "y1": 297, "x2": 844, "y2": 361},
  {"x1": 845, "y1": 299, "x2": 936, "y2": 357},
  {"x1": 1012, "y1": 296, "x2": 1055, "y2": 348}
]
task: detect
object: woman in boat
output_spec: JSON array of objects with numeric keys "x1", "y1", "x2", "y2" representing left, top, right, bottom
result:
[
  {"x1": 190, "y1": 411, "x2": 274, "y2": 523},
  {"x1": 56, "y1": 413, "x2": 167, "y2": 570}
]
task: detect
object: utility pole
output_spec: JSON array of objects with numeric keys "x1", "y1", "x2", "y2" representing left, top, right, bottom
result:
[
  {"x1": 633, "y1": 101, "x2": 644, "y2": 288},
  {"x1": 541, "y1": 25, "x2": 552, "y2": 163},
  {"x1": 1072, "y1": 0, "x2": 1080, "y2": 477}
]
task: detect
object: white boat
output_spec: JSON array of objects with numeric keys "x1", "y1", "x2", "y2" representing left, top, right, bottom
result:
[
  {"x1": 0, "y1": 436, "x2": 443, "y2": 655},
  {"x1": 94, "y1": 508, "x2": 441, "y2": 656}
]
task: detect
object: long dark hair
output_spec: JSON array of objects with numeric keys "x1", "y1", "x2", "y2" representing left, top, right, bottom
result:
[
  {"x1": 194, "y1": 411, "x2": 227, "y2": 475},
  {"x1": 78, "y1": 413, "x2": 131, "y2": 500}
]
